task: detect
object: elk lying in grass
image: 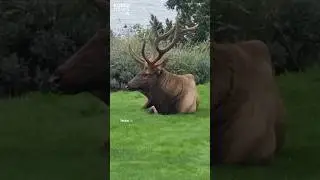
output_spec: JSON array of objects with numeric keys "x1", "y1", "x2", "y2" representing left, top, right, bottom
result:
[{"x1": 126, "y1": 20, "x2": 200, "y2": 115}]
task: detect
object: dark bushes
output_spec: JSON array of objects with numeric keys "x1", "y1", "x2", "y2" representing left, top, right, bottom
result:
[{"x1": 0, "y1": 0, "x2": 102, "y2": 97}]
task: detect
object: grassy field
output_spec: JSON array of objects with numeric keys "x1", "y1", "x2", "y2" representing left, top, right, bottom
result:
[
  {"x1": 110, "y1": 83, "x2": 210, "y2": 180},
  {"x1": 1, "y1": 68, "x2": 320, "y2": 180},
  {"x1": 213, "y1": 68, "x2": 320, "y2": 180},
  {"x1": 0, "y1": 93, "x2": 107, "y2": 180}
]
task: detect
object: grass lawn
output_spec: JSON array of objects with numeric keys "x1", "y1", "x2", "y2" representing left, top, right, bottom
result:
[
  {"x1": 110, "y1": 83, "x2": 210, "y2": 180},
  {"x1": 213, "y1": 68, "x2": 320, "y2": 180},
  {"x1": 0, "y1": 93, "x2": 107, "y2": 180},
  {"x1": 1, "y1": 68, "x2": 320, "y2": 180}
]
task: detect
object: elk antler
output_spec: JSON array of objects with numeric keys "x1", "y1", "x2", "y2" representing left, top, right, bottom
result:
[
  {"x1": 141, "y1": 40, "x2": 153, "y2": 64},
  {"x1": 128, "y1": 18, "x2": 198, "y2": 67},
  {"x1": 128, "y1": 43, "x2": 146, "y2": 65},
  {"x1": 150, "y1": 20, "x2": 198, "y2": 66}
]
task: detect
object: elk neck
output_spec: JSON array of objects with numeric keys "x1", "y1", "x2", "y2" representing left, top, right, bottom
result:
[{"x1": 153, "y1": 69, "x2": 183, "y2": 99}]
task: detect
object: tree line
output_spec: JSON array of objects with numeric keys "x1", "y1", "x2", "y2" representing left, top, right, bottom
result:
[
  {"x1": 168, "y1": 0, "x2": 320, "y2": 74},
  {"x1": 0, "y1": 0, "x2": 103, "y2": 97}
]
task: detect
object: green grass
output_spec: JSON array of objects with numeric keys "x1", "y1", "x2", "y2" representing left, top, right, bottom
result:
[
  {"x1": 110, "y1": 83, "x2": 210, "y2": 180},
  {"x1": 2, "y1": 68, "x2": 320, "y2": 179},
  {"x1": 213, "y1": 68, "x2": 320, "y2": 180},
  {"x1": 0, "y1": 93, "x2": 107, "y2": 180}
]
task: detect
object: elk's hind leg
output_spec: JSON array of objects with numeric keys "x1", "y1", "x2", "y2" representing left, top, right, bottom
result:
[{"x1": 177, "y1": 92, "x2": 197, "y2": 113}]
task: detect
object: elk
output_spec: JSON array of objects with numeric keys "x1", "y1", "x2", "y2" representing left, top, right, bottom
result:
[
  {"x1": 48, "y1": 29, "x2": 108, "y2": 104},
  {"x1": 126, "y1": 19, "x2": 200, "y2": 115},
  {"x1": 48, "y1": 0, "x2": 108, "y2": 105},
  {"x1": 48, "y1": 0, "x2": 108, "y2": 151},
  {"x1": 212, "y1": 40, "x2": 286, "y2": 165}
]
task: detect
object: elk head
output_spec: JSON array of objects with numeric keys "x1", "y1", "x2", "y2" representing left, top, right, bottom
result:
[
  {"x1": 48, "y1": 0, "x2": 108, "y2": 95},
  {"x1": 126, "y1": 19, "x2": 198, "y2": 92}
]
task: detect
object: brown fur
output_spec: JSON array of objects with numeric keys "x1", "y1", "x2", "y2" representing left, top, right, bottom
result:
[
  {"x1": 127, "y1": 62, "x2": 199, "y2": 115},
  {"x1": 212, "y1": 40, "x2": 286, "y2": 165},
  {"x1": 48, "y1": 29, "x2": 108, "y2": 105}
]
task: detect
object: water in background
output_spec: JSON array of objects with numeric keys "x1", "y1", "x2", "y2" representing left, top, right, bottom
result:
[{"x1": 110, "y1": 0, "x2": 177, "y2": 36}]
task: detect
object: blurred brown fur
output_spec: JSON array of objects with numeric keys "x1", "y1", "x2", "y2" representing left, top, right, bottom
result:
[{"x1": 212, "y1": 40, "x2": 286, "y2": 165}]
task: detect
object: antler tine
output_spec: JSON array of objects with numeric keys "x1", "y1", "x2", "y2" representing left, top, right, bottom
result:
[
  {"x1": 151, "y1": 22, "x2": 180, "y2": 65},
  {"x1": 153, "y1": 24, "x2": 177, "y2": 45},
  {"x1": 128, "y1": 44, "x2": 145, "y2": 65},
  {"x1": 180, "y1": 23, "x2": 199, "y2": 34},
  {"x1": 141, "y1": 40, "x2": 152, "y2": 64},
  {"x1": 149, "y1": 16, "x2": 199, "y2": 66}
]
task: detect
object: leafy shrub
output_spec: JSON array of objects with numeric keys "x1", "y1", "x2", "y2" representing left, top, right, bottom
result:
[
  {"x1": 0, "y1": 53, "x2": 32, "y2": 97},
  {"x1": 110, "y1": 36, "x2": 210, "y2": 91},
  {"x1": 0, "y1": 0, "x2": 102, "y2": 97}
]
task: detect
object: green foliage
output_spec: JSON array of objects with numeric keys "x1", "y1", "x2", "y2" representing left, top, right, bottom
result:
[
  {"x1": 110, "y1": 83, "x2": 210, "y2": 179},
  {"x1": 212, "y1": 0, "x2": 320, "y2": 73},
  {"x1": 131, "y1": 24, "x2": 152, "y2": 40},
  {"x1": 0, "y1": 0, "x2": 102, "y2": 97},
  {"x1": 165, "y1": 0, "x2": 210, "y2": 42},
  {"x1": 110, "y1": 35, "x2": 210, "y2": 91}
]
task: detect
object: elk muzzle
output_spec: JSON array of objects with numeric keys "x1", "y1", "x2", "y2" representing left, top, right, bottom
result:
[
  {"x1": 126, "y1": 81, "x2": 137, "y2": 91},
  {"x1": 126, "y1": 77, "x2": 141, "y2": 91}
]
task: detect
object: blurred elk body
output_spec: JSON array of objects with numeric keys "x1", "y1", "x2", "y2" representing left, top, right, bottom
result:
[
  {"x1": 212, "y1": 40, "x2": 285, "y2": 165},
  {"x1": 48, "y1": 29, "x2": 108, "y2": 104},
  {"x1": 127, "y1": 19, "x2": 199, "y2": 115}
]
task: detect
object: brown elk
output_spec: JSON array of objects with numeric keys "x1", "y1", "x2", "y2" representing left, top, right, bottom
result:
[
  {"x1": 126, "y1": 20, "x2": 200, "y2": 115},
  {"x1": 48, "y1": 29, "x2": 108, "y2": 104},
  {"x1": 48, "y1": 0, "x2": 108, "y2": 151},
  {"x1": 48, "y1": 0, "x2": 108, "y2": 105},
  {"x1": 212, "y1": 40, "x2": 286, "y2": 165}
]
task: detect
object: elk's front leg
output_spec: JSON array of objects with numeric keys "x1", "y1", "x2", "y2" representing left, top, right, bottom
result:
[
  {"x1": 142, "y1": 98, "x2": 152, "y2": 109},
  {"x1": 147, "y1": 106, "x2": 158, "y2": 114}
]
